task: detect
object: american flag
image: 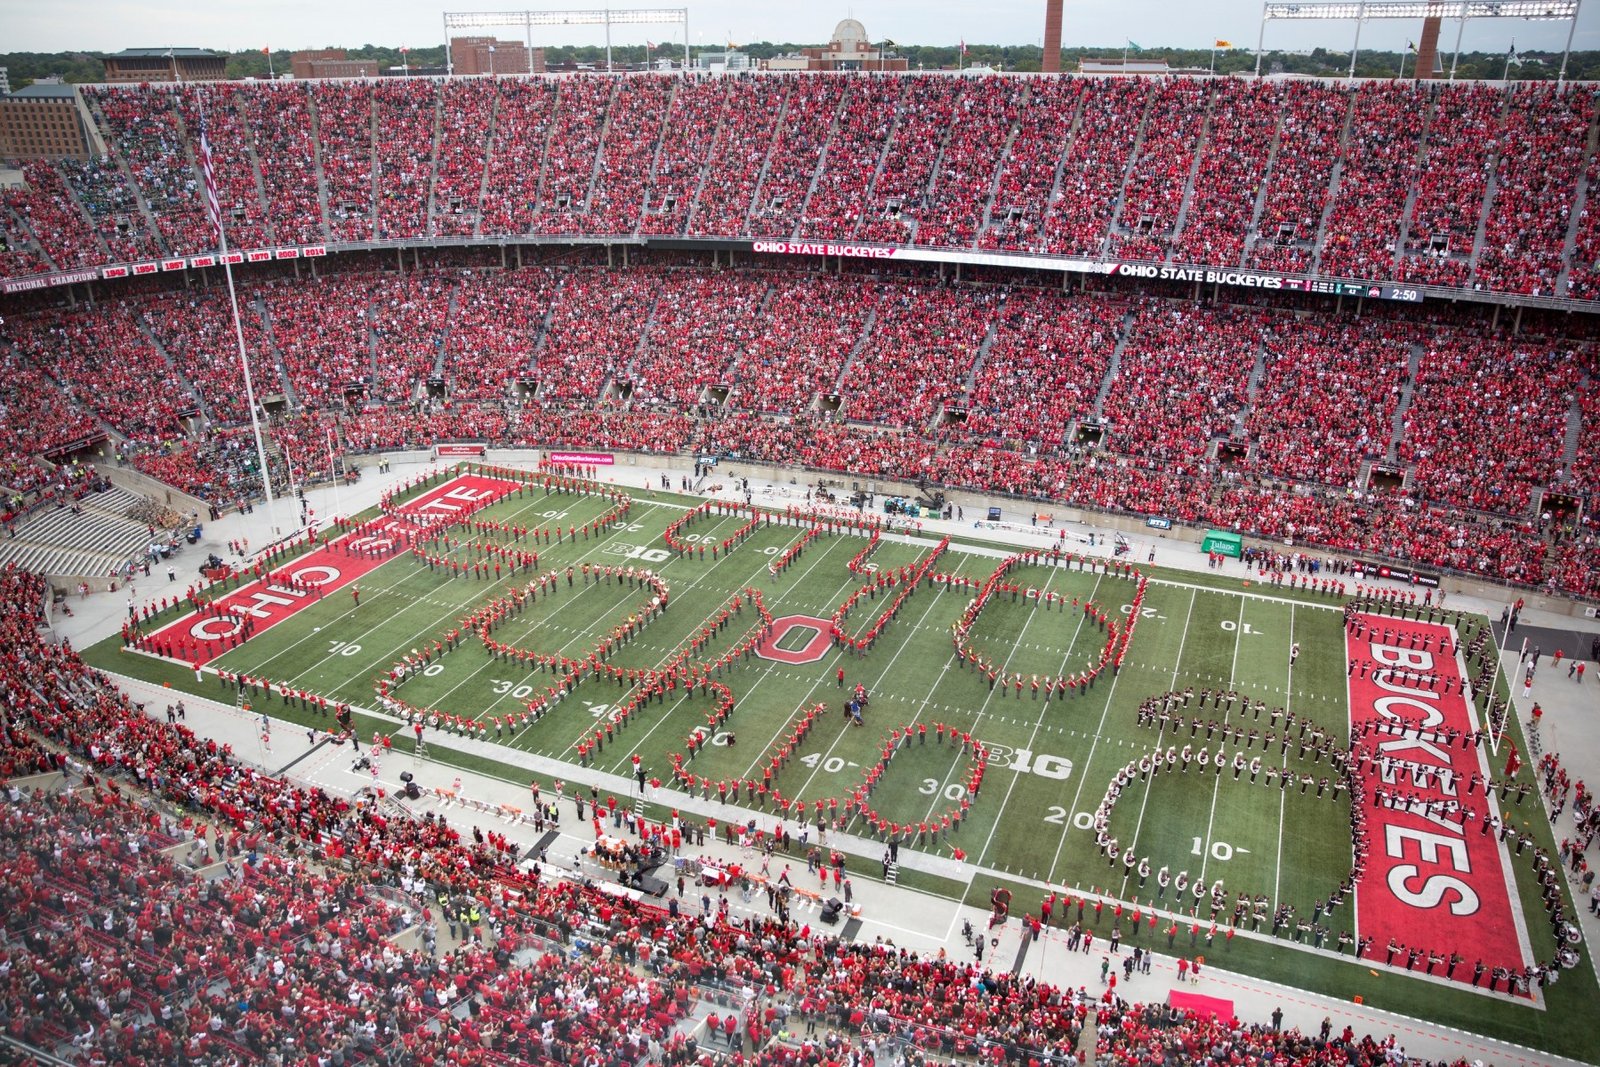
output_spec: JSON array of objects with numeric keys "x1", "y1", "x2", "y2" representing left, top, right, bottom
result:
[{"x1": 198, "y1": 117, "x2": 223, "y2": 246}]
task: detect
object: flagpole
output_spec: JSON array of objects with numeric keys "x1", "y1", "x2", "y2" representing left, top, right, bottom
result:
[
  {"x1": 221, "y1": 222, "x2": 281, "y2": 539},
  {"x1": 1559, "y1": 3, "x2": 1578, "y2": 85},
  {"x1": 1210, "y1": 45, "x2": 1216, "y2": 75},
  {"x1": 328, "y1": 427, "x2": 343, "y2": 520},
  {"x1": 1348, "y1": 6, "x2": 1363, "y2": 80},
  {"x1": 199, "y1": 95, "x2": 280, "y2": 540},
  {"x1": 1449, "y1": 15, "x2": 1466, "y2": 81}
]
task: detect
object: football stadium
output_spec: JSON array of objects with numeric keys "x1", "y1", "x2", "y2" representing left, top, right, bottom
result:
[{"x1": 3, "y1": 3, "x2": 1600, "y2": 1065}]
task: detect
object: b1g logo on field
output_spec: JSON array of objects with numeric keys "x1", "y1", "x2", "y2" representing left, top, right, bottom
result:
[{"x1": 756, "y1": 615, "x2": 834, "y2": 665}]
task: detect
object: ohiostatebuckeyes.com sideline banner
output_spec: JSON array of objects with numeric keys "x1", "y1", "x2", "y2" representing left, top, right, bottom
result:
[
  {"x1": 142, "y1": 476, "x2": 518, "y2": 665},
  {"x1": 746, "y1": 240, "x2": 1424, "y2": 302},
  {"x1": 1346, "y1": 613, "x2": 1530, "y2": 981}
]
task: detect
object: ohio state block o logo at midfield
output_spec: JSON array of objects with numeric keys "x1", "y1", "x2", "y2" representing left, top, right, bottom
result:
[{"x1": 756, "y1": 615, "x2": 834, "y2": 665}]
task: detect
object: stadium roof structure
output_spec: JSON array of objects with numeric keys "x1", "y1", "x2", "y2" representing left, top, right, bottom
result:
[
  {"x1": 109, "y1": 47, "x2": 223, "y2": 58},
  {"x1": 1253, "y1": 0, "x2": 1582, "y2": 79},
  {"x1": 6, "y1": 82, "x2": 77, "y2": 99}
]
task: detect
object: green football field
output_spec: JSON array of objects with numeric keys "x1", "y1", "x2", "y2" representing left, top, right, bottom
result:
[{"x1": 88, "y1": 469, "x2": 1600, "y2": 1062}]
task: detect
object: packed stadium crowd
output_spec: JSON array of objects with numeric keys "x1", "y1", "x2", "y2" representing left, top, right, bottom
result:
[
  {"x1": 1, "y1": 75, "x2": 1598, "y2": 298},
  {"x1": 1, "y1": 255, "x2": 1596, "y2": 596}
]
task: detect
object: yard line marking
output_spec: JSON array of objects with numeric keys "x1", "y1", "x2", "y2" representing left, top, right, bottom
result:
[
  {"x1": 602, "y1": 527, "x2": 857, "y2": 775},
  {"x1": 528, "y1": 518, "x2": 832, "y2": 742},
  {"x1": 522, "y1": 514, "x2": 822, "y2": 754},
  {"x1": 914, "y1": 565, "x2": 1086, "y2": 827},
  {"x1": 1042, "y1": 580, "x2": 1142, "y2": 884},
  {"x1": 968, "y1": 569, "x2": 1105, "y2": 868},
  {"x1": 1275, "y1": 603, "x2": 1296, "y2": 907},
  {"x1": 1120, "y1": 586, "x2": 1199, "y2": 896},
  {"x1": 639, "y1": 530, "x2": 889, "y2": 780},
  {"x1": 942, "y1": 540, "x2": 1342, "y2": 612},
  {"x1": 246, "y1": 498, "x2": 799, "y2": 745},
  {"x1": 402, "y1": 503, "x2": 819, "y2": 717},
  {"x1": 782, "y1": 576, "x2": 956, "y2": 805},
  {"x1": 250, "y1": 488, "x2": 619, "y2": 691},
  {"x1": 677, "y1": 537, "x2": 952, "y2": 787},
  {"x1": 424, "y1": 578, "x2": 641, "y2": 715},
  {"x1": 1198, "y1": 597, "x2": 1246, "y2": 885},
  {"x1": 384, "y1": 520, "x2": 674, "y2": 723}
]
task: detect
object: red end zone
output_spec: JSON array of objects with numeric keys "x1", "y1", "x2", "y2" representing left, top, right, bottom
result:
[
  {"x1": 1347, "y1": 612, "x2": 1529, "y2": 980},
  {"x1": 141, "y1": 475, "x2": 519, "y2": 665}
]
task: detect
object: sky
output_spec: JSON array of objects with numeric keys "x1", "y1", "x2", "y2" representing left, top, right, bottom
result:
[{"x1": 6, "y1": 0, "x2": 1596, "y2": 57}]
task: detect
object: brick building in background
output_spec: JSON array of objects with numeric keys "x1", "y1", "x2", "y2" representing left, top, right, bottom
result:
[
  {"x1": 450, "y1": 37, "x2": 540, "y2": 76},
  {"x1": 0, "y1": 83, "x2": 97, "y2": 161},
  {"x1": 289, "y1": 50, "x2": 380, "y2": 80}
]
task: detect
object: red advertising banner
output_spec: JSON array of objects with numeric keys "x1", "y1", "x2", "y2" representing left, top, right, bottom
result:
[
  {"x1": 1346, "y1": 613, "x2": 1528, "y2": 979},
  {"x1": 549, "y1": 451, "x2": 615, "y2": 466},
  {"x1": 436, "y1": 443, "x2": 487, "y2": 456}
]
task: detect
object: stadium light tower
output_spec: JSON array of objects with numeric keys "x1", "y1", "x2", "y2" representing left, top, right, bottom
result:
[
  {"x1": 1254, "y1": 0, "x2": 1581, "y2": 82},
  {"x1": 443, "y1": 7, "x2": 691, "y2": 74}
]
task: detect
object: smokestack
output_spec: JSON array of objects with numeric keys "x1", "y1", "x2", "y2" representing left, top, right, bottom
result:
[
  {"x1": 1043, "y1": 0, "x2": 1064, "y2": 73},
  {"x1": 1415, "y1": 15, "x2": 1442, "y2": 79}
]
